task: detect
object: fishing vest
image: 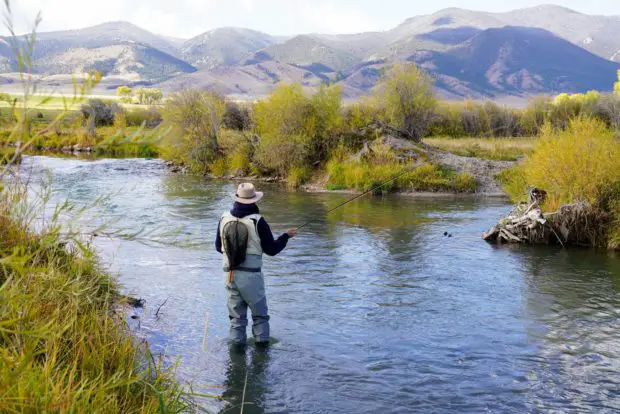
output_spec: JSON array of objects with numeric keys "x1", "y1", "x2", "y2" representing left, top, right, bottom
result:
[{"x1": 219, "y1": 213, "x2": 263, "y2": 257}]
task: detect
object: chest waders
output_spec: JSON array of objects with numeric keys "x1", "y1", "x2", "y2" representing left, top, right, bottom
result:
[{"x1": 219, "y1": 213, "x2": 269, "y2": 345}]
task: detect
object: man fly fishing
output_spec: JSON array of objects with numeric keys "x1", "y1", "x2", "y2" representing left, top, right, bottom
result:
[{"x1": 215, "y1": 183, "x2": 297, "y2": 347}]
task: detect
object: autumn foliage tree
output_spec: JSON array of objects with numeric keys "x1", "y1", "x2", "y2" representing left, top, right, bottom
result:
[{"x1": 376, "y1": 63, "x2": 437, "y2": 142}]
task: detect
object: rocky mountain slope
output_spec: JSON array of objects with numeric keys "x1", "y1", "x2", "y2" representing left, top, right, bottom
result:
[{"x1": 1, "y1": 5, "x2": 619, "y2": 98}]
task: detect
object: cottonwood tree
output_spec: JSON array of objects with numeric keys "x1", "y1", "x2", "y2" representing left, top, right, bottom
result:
[
  {"x1": 377, "y1": 63, "x2": 437, "y2": 142},
  {"x1": 615, "y1": 70, "x2": 620, "y2": 96},
  {"x1": 136, "y1": 88, "x2": 164, "y2": 105}
]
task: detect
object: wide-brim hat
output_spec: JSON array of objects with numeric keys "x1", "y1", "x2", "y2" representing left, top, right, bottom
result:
[{"x1": 235, "y1": 183, "x2": 264, "y2": 204}]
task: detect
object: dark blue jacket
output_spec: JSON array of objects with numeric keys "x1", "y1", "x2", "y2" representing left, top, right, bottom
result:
[{"x1": 215, "y1": 202, "x2": 289, "y2": 256}]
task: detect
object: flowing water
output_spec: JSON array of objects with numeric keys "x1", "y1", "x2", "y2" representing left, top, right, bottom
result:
[{"x1": 22, "y1": 156, "x2": 620, "y2": 413}]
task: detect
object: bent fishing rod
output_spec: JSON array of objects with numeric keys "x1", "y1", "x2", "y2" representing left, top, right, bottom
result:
[{"x1": 296, "y1": 169, "x2": 412, "y2": 230}]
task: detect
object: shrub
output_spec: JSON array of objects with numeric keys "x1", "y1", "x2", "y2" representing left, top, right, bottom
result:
[
  {"x1": 80, "y1": 99, "x2": 122, "y2": 127},
  {"x1": 287, "y1": 165, "x2": 311, "y2": 188},
  {"x1": 513, "y1": 118, "x2": 619, "y2": 210},
  {"x1": 125, "y1": 107, "x2": 162, "y2": 128},
  {"x1": 254, "y1": 83, "x2": 342, "y2": 175},
  {"x1": 548, "y1": 93, "x2": 583, "y2": 129},
  {"x1": 375, "y1": 63, "x2": 437, "y2": 142},
  {"x1": 222, "y1": 101, "x2": 252, "y2": 130},
  {"x1": 209, "y1": 157, "x2": 228, "y2": 176},
  {"x1": 326, "y1": 143, "x2": 477, "y2": 193},
  {"x1": 501, "y1": 117, "x2": 620, "y2": 249},
  {"x1": 116, "y1": 85, "x2": 133, "y2": 104},
  {"x1": 585, "y1": 93, "x2": 620, "y2": 131},
  {"x1": 520, "y1": 96, "x2": 550, "y2": 136},
  {"x1": 161, "y1": 89, "x2": 225, "y2": 173}
]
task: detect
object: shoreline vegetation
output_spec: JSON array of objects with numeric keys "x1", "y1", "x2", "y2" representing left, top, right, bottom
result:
[
  {"x1": 0, "y1": 186, "x2": 190, "y2": 412},
  {"x1": 2, "y1": 64, "x2": 619, "y2": 247},
  {"x1": 0, "y1": 3, "x2": 192, "y2": 410}
]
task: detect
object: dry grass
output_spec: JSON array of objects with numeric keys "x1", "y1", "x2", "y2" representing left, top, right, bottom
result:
[{"x1": 424, "y1": 137, "x2": 536, "y2": 161}]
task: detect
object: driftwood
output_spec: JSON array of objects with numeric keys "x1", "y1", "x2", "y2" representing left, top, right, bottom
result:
[{"x1": 483, "y1": 188, "x2": 608, "y2": 247}]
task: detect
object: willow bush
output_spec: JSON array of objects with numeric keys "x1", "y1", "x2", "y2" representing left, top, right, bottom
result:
[
  {"x1": 253, "y1": 83, "x2": 342, "y2": 176},
  {"x1": 500, "y1": 117, "x2": 620, "y2": 248}
]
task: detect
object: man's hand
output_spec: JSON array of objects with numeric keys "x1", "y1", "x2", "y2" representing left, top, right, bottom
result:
[{"x1": 286, "y1": 228, "x2": 298, "y2": 238}]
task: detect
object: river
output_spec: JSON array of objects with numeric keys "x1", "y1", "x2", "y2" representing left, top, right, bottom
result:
[{"x1": 22, "y1": 156, "x2": 620, "y2": 413}]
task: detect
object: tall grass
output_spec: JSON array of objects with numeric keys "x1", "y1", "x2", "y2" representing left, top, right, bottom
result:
[
  {"x1": 0, "y1": 3, "x2": 191, "y2": 410},
  {"x1": 0, "y1": 186, "x2": 189, "y2": 412}
]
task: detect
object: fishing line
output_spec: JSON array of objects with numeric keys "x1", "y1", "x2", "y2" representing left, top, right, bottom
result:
[{"x1": 297, "y1": 169, "x2": 412, "y2": 230}]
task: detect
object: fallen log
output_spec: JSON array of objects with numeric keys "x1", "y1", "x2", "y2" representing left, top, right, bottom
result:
[{"x1": 482, "y1": 188, "x2": 609, "y2": 248}]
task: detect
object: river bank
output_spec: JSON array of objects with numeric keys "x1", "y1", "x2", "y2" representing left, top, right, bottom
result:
[{"x1": 0, "y1": 181, "x2": 190, "y2": 411}]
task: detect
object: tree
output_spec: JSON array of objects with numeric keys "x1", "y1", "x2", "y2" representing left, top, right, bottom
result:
[
  {"x1": 615, "y1": 70, "x2": 620, "y2": 96},
  {"x1": 253, "y1": 83, "x2": 343, "y2": 175},
  {"x1": 376, "y1": 63, "x2": 437, "y2": 142},
  {"x1": 136, "y1": 88, "x2": 164, "y2": 105},
  {"x1": 116, "y1": 86, "x2": 133, "y2": 104},
  {"x1": 161, "y1": 90, "x2": 225, "y2": 172}
]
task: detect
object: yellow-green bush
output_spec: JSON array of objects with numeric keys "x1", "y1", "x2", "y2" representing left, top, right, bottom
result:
[
  {"x1": 254, "y1": 83, "x2": 343, "y2": 175},
  {"x1": 501, "y1": 117, "x2": 620, "y2": 248},
  {"x1": 287, "y1": 165, "x2": 312, "y2": 188},
  {"x1": 209, "y1": 157, "x2": 229, "y2": 177}
]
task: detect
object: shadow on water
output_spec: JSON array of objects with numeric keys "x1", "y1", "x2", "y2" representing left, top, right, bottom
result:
[{"x1": 219, "y1": 346, "x2": 270, "y2": 414}]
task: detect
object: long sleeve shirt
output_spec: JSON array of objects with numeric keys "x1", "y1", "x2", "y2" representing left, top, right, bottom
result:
[{"x1": 215, "y1": 202, "x2": 289, "y2": 256}]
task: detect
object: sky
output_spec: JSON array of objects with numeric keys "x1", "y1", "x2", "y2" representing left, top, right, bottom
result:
[{"x1": 3, "y1": 0, "x2": 620, "y2": 39}]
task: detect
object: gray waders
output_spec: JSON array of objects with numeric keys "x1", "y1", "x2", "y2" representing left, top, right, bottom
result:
[
  {"x1": 224, "y1": 254, "x2": 269, "y2": 345},
  {"x1": 220, "y1": 212, "x2": 270, "y2": 345}
]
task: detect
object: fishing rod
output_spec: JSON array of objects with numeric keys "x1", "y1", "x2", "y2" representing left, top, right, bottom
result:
[{"x1": 297, "y1": 168, "x2": 412, "y2": 230}]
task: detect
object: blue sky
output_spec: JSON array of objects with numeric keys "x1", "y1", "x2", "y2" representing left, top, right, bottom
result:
[{"x1": 5, "y1": 0, "x2": 620, "y2": 38}]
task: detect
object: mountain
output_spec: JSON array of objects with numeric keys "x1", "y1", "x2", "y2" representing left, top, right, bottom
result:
[
  {"x1": 0, "y1": 22, "x2": 195, "y2": 84},
  {"x1": 36, "y1": 43, "x2": 196, "y2": 82},
  {"x1": 181, "y1": 28, "x2": 277, "y2": 69},
  {"x1": 33, "y1": 21, "x2": 181, "y2": 58},
  {"x1": 410, "y1": 26, "x2": 620, "y2": 96},
  {"x1": 245, "y1": 35, "x2": 362, "y2": 73},
  {"x1": 1, "y1": 5, "x2": 620, "y2": 99},
  {"x1": 384, "y1": 5, "x2": 620, "y2": 62},
  {"x1": 158, "y1": 61, "x2": 327, "y2": 97}
]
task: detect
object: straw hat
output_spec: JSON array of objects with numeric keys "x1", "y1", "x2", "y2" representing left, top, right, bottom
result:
[{"x1": 235, "y1": 183, "x2": 264, "y2": 204}]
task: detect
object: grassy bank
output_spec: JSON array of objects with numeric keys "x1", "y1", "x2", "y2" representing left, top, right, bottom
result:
[
  {"x1": 424, "y1": 137, "x2": 536, "y2": 161},
  {"x1": 0, "y1": 187, "x2": 189, "y2": 411}
]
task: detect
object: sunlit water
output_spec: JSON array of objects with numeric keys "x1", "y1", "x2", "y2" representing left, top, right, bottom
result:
[{"x1": 22, "y1": 156, "x2": 620, "y2": 413}]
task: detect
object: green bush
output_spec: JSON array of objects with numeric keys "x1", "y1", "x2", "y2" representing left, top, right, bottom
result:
[
  {"x1": 375, "y1": 63, "x2": 437, "y2": 142},
  {"x1": 80, "y1": 99, "x2": 122, "y2": 127},
  {"x1": 160, "y1": 89, "x2": 225, "y2": 173},
  {"x1": 254, "y1": 83, "x2": 343, "y2": 176},
  {"x1": 287, "y1": 165, "x2": 311, "y2": 188},
  {"x1": 125, "y1": 107, "x2": 162, "y2": 128}
]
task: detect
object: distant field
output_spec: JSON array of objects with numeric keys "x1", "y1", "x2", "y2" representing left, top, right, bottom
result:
[
  {"x1": 0, "y1": 93, "x2": 160, "y2": 110},
  {"x1": 424, "y1": 137, "x2": 537, "y2": 161}
]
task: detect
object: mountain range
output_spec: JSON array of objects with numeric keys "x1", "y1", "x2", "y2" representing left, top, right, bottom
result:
[{"x1": 1, "y1": 4, "x2": 619, "y2": 100}]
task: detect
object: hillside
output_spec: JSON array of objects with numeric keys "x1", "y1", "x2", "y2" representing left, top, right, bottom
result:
[
  {"x1": 412, "y1": 26, "x2": 620, "y2": 96},
  {"x1": 181, "y1": 28, "x2": 277, "y2": 69},
  {"x1": 2, "y1": 5, "x2": 620, "y2": 99}
]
